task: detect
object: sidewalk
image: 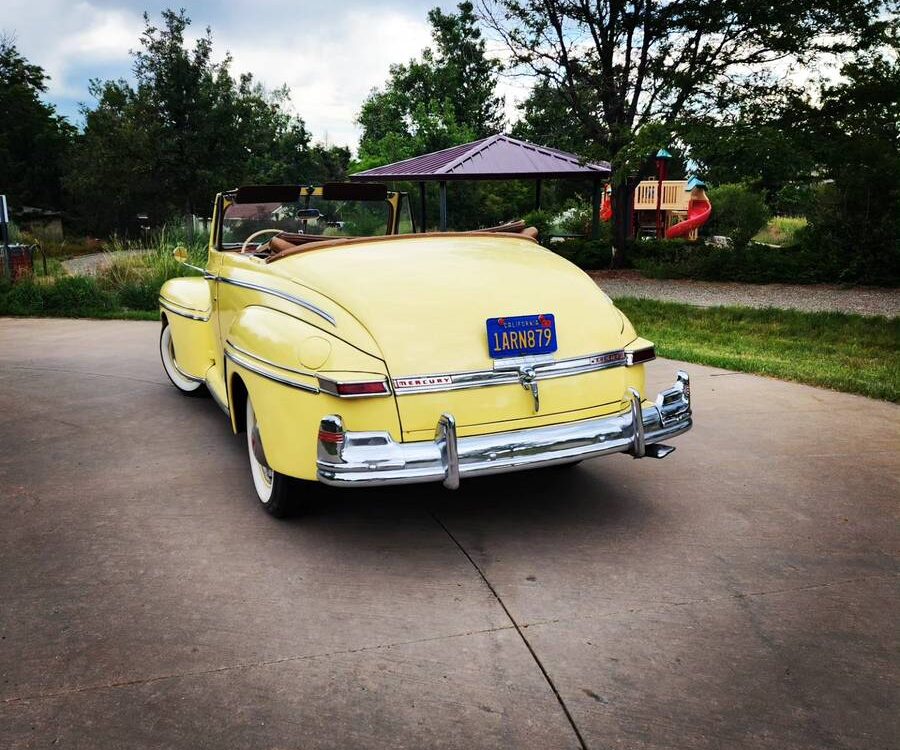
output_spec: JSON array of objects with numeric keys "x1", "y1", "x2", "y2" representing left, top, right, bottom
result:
[{"x1": 591, "y1": 270, "x2": 899, "y2": 317}]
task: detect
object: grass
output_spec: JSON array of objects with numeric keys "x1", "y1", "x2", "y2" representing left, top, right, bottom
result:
[
  {"x1": 0, "y1": 227, "x2": 207, "y2": 318},
  {"x1": 616, "y1": 297, "x2": 900, "y2": 402},
  {"x1": 753, "y1": 216, "x2": 807, "y2": 246}
]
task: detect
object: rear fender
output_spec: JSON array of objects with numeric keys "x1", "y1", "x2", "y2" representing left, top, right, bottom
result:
[{"x1": 224, "y1": 306, "x2": 402, "y2": 479}]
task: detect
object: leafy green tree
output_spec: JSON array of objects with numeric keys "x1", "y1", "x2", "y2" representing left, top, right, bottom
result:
[
  {"x1": 0, "y1": 39, "x2": 74, "y2": 210},
  {"x1": 797, "y1": 52, "x2": 900, "y2": 282},
  {"x1": 68, "y1": 9, "x2": 348, "y2": 234},
  {"x1": 356, "y1": 1, "x2": 504, "y2": 170},
  {"x1": 483, "y1": 0, "x2": 894, "y2": 263}
]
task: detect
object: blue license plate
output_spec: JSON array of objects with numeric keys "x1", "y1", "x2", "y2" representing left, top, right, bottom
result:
[{"x1": 486, "y1": 314, "x2": 558, "y2": 359}]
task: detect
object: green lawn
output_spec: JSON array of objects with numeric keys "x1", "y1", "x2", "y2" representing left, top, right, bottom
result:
[{"x1": 616, "y1": 297, "x2": 900, "y2": 402}]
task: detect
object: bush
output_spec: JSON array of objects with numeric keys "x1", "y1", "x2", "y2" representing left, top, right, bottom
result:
[
  {"x1": 0, "y1": 275, "x2": 116, "y2": 315},
  {"x1": 522, "y1": 209, "x2": 553, "y2": 244},
  {"x1": 41, "y1": 276, "x2": 115, "y2": 312},
  {"x1": 550, "y1": 238, "x2": 612, "y2": 269},
  {"x1": 797, "y1": 183, "x2": 900, "y2": 286},
  {"x1": 627, "y1": 238, "x2": 875, "y2": 284},
  {"x1": 707, "y1": 183, "x2": 770, "y2": 247}
]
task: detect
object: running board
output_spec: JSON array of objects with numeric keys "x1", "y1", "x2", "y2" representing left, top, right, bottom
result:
[{"x1": 645, "y1": 444, "x2": 676, "y2": 459}]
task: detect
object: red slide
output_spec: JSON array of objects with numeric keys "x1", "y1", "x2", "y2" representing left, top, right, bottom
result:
[
  {"x1": 666, "y1": 196, "x2": 712, "y2": 239},
  {"x1": 599, "y1": 191, "x2": 612, "y2": 221}
]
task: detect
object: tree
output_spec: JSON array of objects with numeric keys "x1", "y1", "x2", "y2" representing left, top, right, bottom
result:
[
  {"x1": 356, "y1": 1, "x2": 504, "y2": 170},
  {"x1": 481, "y1": 0, "x2": 894, "y2": 263},
  {"x1": 0, "y1": 39, "x2": 74, "y2": 210},
  {"x1": 68, "y1": 10, "x2": 348, "y2": 234},
  {"x1": 797, "y1": 51, "x2": 900, "y2": 282}
]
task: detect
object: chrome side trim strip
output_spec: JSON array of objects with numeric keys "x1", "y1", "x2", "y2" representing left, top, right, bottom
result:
[
  {"x1": 392, "y1": 349, "x2": 628, "y2": 394},
  {"x1": 224, "y1": 350, "x2": 320, "y2": 393},
  {"x1": 159, "y1": 298, "x2": 210, "y2": 322},
  {"x1": 225, "y1": 340, "x2": 316, "y2": 379},
  {"x1": 172, "y1": 358, "x2": 204, "y2": 383},
  {"x1": 217, "y1": 276, "x2": 336, "y2": 326},
  {"x1": 159, "y1": 294, "x2": 209, "y2": 314}
]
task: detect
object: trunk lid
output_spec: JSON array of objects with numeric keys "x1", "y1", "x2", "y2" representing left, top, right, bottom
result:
[{"x1": 271, "y1": 235, "x2": 631, "y2": 433}]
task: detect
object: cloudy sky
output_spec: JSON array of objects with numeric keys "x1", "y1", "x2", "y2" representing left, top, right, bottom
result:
[{"x1": 4, "y1": 0, "x2": 527, "y2": 151}]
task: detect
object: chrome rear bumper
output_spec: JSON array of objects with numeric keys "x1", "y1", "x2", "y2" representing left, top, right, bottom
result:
[{"x1": 317, "y1": 371, "x2": 692, "y2": 489}]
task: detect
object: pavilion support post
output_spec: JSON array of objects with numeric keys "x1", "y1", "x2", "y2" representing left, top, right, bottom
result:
[
  {"x1": 419, "y1": 181, "x2": 427, "y2": 233},
  {"x1": 591, "y1": 179, "x2": 602, "y2": 240},
  {"x1": 535, "y1": 179, "x2": 543, "y2": 211},
  {"x1": 439, "y1": 181, "x2": 448, "y2": 231}
]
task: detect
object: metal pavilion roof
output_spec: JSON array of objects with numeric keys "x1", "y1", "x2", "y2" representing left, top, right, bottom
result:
[{"x1": 350, "y1": 134, "x2": 610, "y2": 182}]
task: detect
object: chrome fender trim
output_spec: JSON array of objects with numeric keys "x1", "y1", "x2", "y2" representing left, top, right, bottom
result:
[
  {"x1": 159, "y1": 297, "x2": 210, "y2": 322},
  {"x1": 224, "y1": 349, "x2": 320, "y2": 393},
  {"x1": 216, "y1": 276, "x2": 336, "y2": 326}
]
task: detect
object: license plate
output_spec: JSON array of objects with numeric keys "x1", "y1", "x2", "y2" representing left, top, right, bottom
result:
[{"x1": 486, "y1": 314, "x2": 557, "y2": 359}]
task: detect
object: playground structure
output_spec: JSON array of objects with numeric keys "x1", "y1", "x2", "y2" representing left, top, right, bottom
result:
[{"x1": 600, "y1": 149, "x2": 712, "y2": 241}]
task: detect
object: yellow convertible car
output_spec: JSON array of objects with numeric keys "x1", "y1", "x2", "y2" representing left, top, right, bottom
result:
[{"x1": 159, "y1": 183, "x2": 692, "y2": 516}]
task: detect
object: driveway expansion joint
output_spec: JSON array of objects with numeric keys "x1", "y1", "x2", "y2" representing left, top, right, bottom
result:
[{"x1": 430, "y1": 511, "x2": 589, "y2": 750}]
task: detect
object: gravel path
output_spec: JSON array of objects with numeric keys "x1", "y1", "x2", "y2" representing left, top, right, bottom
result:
[
  {"x1": 61, "y1": 249, "x2": 150, "y2": 276},
  {"x1": 591, "y1": 270, "x2": 900, "y2": 317}
]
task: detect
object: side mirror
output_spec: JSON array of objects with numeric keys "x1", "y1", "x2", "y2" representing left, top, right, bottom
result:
[{"x1": 173, "y1": 246, "x2": 188, "y2": 263}]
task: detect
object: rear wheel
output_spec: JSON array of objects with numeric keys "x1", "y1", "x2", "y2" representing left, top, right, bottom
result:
[
  {"x1": 246, "y1": 397, "x2": 295, "y2": 517},
  {"x1": 160, "y1": 322, "x2": 206, "y2": 396}
]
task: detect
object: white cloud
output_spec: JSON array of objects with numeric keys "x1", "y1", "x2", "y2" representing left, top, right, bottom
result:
[
  {"x1": 3, "y1": 0, "x2": 440, "y2": 149},
  {"x1": 3, "y1": 1, "x2": 143, "y2": 99},
  {"x1": 222, "y1": 8, "x2": 432, "y2": 148}
]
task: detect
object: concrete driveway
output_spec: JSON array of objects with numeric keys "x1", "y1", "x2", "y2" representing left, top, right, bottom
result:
[{"x1": 1, "y1": 318, "x2": 897, "y2": 750}]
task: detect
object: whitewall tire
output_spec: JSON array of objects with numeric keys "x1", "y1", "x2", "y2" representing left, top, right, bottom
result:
[
  {"x1": 160, "y1": 323, "x2": 205, "y2": 395},
  {"x1": 246, "y1": 397, "x2": 294, "y2": 517}
]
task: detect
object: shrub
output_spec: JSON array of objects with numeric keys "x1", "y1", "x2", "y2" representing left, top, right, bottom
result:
[
  {"x1": 798, "y1": 183, "x2": 900, "y2": 286},
  {"x1": 707, "y1": 183, "x2": 770, "y2": 247},
  {"x1": 550, "y1": 238, "x2": 612, "y2": 269},
  {"x1": 41, "y1": 276, "x2": 115, "y2": 312},
  {"x1": 0, "y1": 275, "x2": 115, "y2": 315},
  {"x1": 522, "y1": 209, "x2": 553, "y2": 244},
  {"x1": 627, "y1": 239, "x2": 871, "y2": 284}
]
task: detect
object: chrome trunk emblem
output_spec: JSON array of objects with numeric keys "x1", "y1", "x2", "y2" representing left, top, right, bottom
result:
[{"x1": 518, "y1": 365, "x2": 540, "y2": 412}]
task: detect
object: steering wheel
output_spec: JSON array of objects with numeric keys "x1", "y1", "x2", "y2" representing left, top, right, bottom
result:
[{"x1": 240, "y1": 229, "x2": 284, "y2": 254}]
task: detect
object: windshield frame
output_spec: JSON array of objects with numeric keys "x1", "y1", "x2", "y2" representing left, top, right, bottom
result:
[{"x1": 216, "y1": 184, "x2": 400, "y2": 252}]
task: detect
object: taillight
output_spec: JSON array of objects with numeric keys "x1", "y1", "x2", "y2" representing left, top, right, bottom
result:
[
  {"x1": 626, "y1": 346, "x2": 656, "y2": 366},
  {"x1": 317, "y1": 377, "x2": 390, "y2": 397},
  {"x1": 336, "y1": 381, "x2": 389, "y2": 396},
  {"x1": 318, "y1": 429, "x2": 345, "y2": 443}
]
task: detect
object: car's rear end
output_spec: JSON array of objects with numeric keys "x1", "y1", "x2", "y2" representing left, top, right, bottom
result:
[{"x1": 264, "y1": 232, "x2": 692, "y2": 488}]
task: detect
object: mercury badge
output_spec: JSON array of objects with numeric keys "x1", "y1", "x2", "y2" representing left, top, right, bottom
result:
[{"x1": 518, "y1": 365, "x2": 540, "y2": 412}]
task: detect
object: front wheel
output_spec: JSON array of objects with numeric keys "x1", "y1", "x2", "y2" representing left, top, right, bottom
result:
[{"x1": 246, "y1": 397, "x2": 295, "y2": 517}]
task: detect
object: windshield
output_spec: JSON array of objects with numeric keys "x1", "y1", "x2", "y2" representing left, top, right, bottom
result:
[{"x1": 220, "y1": 197, "x2": 392, "y2": 249}]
